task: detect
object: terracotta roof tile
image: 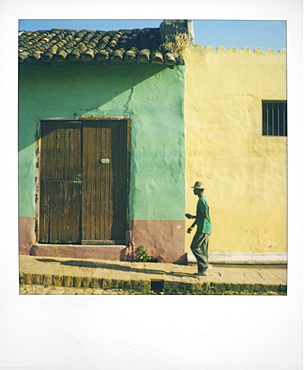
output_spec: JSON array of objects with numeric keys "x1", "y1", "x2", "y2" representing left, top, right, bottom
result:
[{"x1": 18, "y1": 26, "x2": 186, "y2": 67}]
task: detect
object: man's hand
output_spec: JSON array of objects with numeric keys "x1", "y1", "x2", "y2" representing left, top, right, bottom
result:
[{"x1": 185, "y1": 213, "x2": 194, "y2": 219}]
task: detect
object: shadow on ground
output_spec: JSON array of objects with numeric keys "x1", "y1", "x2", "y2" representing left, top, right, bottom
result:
[{"x1": 35, "y1": 258, "x2": 195, "y2": 278}]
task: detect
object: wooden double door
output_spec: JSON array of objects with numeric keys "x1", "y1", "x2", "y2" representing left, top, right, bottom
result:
[{"x1": 38, "y1": 119, "x2": 130, "y2": 245}]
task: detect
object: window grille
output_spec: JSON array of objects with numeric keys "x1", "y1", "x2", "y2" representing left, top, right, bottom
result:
[{"x1": 262, "y1": 100, "x2": 287, "y2": 136}]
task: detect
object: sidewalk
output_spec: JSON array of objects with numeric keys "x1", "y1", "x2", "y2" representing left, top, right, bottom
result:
[{"x1": 19, "y1": 255, "x2": 287, "y2": 294}]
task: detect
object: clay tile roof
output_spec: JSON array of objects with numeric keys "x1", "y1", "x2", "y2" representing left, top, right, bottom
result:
[{"x1": 18, "y1": 26, "x2": 186, "y2": 67}]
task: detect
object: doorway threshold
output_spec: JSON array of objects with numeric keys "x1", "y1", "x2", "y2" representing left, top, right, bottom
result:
[{"x1": 30, "y1": 243, "x2": 129, "y2": 261}]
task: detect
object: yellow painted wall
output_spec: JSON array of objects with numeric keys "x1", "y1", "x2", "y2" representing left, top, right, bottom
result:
[{"x1": 184, "y1": 45, "x2": 287, "y2": 253}]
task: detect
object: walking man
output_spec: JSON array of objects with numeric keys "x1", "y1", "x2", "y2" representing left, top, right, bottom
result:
[{"x1": 186, "y1": 181, "x2": 212, "y2": 276}]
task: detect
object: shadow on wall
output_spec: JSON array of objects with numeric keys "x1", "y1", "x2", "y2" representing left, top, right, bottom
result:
[{"x1": 18, "y1": 61, "x2": 167, "y2": 152}]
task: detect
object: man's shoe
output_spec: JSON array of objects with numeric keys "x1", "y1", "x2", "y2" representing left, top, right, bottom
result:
[
  {"x1": 195, "y1": 271, "x2": 208, "y2": 276},
  {"x1": 195, "y1": 265, "x2": 212, "y2": 277}
]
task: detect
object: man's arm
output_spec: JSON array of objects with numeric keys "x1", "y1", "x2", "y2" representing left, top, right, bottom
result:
[
  {"x1": 186, "y1": 215, "x2": 209, "y2": 234},
  {"x1": 185, "y1": 214, "x2": 197, "y2": 233},
  {"x1": 185, "y1": 213, "x2": 208, "y2": 220},
  {"x1": 185, "y1": 199, "x2": 209, "y2": 233},
  {"x1": 185, "y1": 213, "x2": 195, "y2": 219}
]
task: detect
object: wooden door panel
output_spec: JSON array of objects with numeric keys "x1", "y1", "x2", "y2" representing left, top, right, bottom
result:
[
  {"x1": 39, "y1": 179, "x2": 50, "y2": 243},
  {"x1": 111, "y1": 121, "x2": 128, "y2": 240},
  {"x1": 82, "y1": 122, "x2": 113, "y2": 242},
  {"x1": 39, "y1": 181, "x2": 81, "y2": 243},
  {"x1": 39, "y1": 121, "x2": 82, "y2": 243},
  {"x1": 100, "y1": 125, "x2": 113, "y2": 240},
  {"x1": 82, "y1": 124, "x2": 99, "y2": 241},
  {"x1": 40, "y1": 122, "x2": 82, "y2": 181}
]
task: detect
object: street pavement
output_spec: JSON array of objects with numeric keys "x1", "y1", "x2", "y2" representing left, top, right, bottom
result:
[{"x1": 19, "y1": 255, "x2": 287, "y2": 295}]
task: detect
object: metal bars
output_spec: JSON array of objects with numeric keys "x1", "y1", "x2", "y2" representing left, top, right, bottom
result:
[{"x1": 262, "y1": 100, "x2": 287, "y2": 136}]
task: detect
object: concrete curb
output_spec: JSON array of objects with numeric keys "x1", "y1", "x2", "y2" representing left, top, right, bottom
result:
[
  {"x1": 19, "y1": 255, "x2": 287, "y2": 295},
  {"x1": 19, "y1": 271, "x2": 287, "y2": 294},
  {"x1": 19, "y1": 272, "x2": 151, "y2": 291},
  {"x1": 188, "y1": 252, "x2": 287, "y2": 265}
]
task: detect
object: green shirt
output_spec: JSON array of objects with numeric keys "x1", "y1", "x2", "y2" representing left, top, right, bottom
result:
[{"x1": 196, "y1": 195, "x2": 212, "y2": 234}]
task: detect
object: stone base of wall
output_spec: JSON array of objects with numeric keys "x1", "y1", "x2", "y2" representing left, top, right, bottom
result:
[
  {"x1": 19, "y1": 217, "x2": 36, "y2": 255},
  {"x1": 188, "y1": 252, "x2": 287, "y2": 265},
  {"x1": 30, "y1": 244, "x2": 129, "y2": 261},
  {"x1": 130, "y1": 220, "x2": 186, "y2": 264},
  {"x1": 20, "y1": 217, "x2": 186, "y2": 264}
]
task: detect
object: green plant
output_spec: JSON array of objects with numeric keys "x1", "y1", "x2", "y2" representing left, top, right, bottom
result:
[
  {"x1": 163, "y1": 286, "x2": 191, "y2": 295},
  {"x1": 202, "y1": 282, "x2": 217, "y2": 294},
  {"x1": 132, "y1": 246, "x2": 152, "y2": 262},
  {"x1": 160, "y1": 33, "x2": 190, "y2": 57}
]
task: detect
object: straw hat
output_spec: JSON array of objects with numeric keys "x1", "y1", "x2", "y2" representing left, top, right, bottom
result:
[{"x1": 191, "y1": 181, "x2": 206, "y2": 189}]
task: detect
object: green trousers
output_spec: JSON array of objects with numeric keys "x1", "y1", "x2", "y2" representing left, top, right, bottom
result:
[{"x1": 190, "y1": 232, "x2": 210, "y2": 273}]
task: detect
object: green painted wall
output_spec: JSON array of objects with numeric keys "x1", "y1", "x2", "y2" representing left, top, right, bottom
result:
[{"x1": 19, "y1": 62, "x2": 185, "y2": 221}]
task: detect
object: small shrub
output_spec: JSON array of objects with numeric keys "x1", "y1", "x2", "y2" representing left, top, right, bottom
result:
[
  {"x1": 132, "y1": 246, "x2": 152, "y2": 262},
  {"x1": 160, "y1": 33, "x2": 190, "y2": 57}
]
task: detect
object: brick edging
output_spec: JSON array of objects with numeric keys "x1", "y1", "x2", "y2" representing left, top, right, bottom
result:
[{"x1": 19, "y1": 272, "x2": 287, "y2": 294}]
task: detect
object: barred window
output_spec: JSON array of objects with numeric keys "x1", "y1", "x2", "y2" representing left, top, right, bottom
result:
[{"x1": 262, "y1": 100, "x2": 287, "y2": 136}]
